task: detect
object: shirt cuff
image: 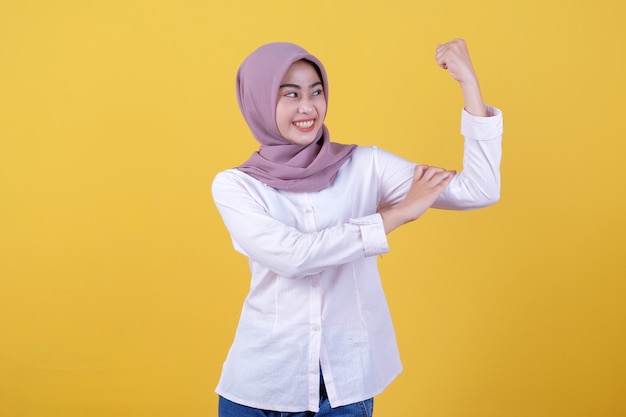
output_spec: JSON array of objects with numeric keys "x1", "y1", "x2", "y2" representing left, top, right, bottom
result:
[
  {"x1": 349, "y1": 214, "x2": 389, "y2": 257},
  {"x1": 461, "y1": 105, "x2": 503, "y2": 141}
]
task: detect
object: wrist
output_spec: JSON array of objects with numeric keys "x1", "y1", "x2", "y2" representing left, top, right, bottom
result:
[{"x1": 379, "y1": 208, "x2": 405, "y2": 235}]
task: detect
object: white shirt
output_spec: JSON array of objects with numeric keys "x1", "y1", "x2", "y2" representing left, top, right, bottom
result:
[{"x1": 212, "y1": 107, "x2": 503, "y2": 412}]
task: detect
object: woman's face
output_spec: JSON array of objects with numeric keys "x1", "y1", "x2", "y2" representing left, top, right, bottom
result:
[{"x1": 275, "y1": 60, "x2": 327, "y2": 145}]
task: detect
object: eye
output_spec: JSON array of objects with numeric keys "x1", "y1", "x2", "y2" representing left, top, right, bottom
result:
[
  {"x1": 284, "y1": 91, "x2": 298, "y2": 98},
  {"x1": 312, "y1": 89, "x2": 323, "y2": 97}
]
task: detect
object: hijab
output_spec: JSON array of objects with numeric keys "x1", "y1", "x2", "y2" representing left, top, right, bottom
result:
[{"x1": 236, "y1": 42, "x2": 356, "y2": 192}]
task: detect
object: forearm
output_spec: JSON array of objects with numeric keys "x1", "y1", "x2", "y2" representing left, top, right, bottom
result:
[
  {"x1": 460, "y1": 79, "x2": 487, "y2": 117},
  {"x1": 213, "y1": 171, "x2": 390, "y2": 278},
  {"x1": 233, "y1": 220, "x2": 385, "y2": 277}
]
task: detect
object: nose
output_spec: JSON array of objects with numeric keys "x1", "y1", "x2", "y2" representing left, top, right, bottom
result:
[{"x1": 298, "y1": 96, "x2": 314, "y2": 113}]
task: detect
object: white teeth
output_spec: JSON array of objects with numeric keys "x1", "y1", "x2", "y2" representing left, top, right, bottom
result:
[{"x1": 294, "y1": 120, "x2": 314, "y2": 129}]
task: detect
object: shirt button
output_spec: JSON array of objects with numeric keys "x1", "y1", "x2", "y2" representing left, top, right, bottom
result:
[
  {"x1": 312, "y1": 325, "x2": 320, "y2": 332},
  {"x1": 305, "y1": 207, "x2": 313, "y2": 214}
]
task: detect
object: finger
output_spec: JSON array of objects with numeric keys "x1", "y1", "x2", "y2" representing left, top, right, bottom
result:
[
  {"x1": 435, "y1": 42, "x2": 450, "y2": 54},
  {"x1": 422, "y1": 167, "x2": 446, "y2": 181},
  {"x1": 437, "y1": 172, "x2": 455, "y2": 188},
  {"x1": 427, "y1": 175, "x2": 452, "y2": 191},
  {"x1": 413, "y1": 165, "x2": 426, "y2": 180},
  {"x1": 415, "y1": 164, "x2": 427, "y2": 172},
  {"x1": 435, "y1": 44, "x2": 448, "y2": 62},
  {"x1": 435, "y1": 53, "x2": 449, "y2": 70},
  {"x1": 427, "y1": 169, "x2": 455, "y2": 186}
]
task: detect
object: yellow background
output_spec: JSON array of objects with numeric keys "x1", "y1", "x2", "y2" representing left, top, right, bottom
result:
[{"x1": 1, "y1": 0, "x2": 624, "y2": 416}]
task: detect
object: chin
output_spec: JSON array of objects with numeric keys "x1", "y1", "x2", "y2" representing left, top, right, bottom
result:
[
  {"x1": 290, "y1": 138, "x2": 316, "y2": 146},
  {"x1": 288, "y1": 133, "x2": 320, "y2": 146}
]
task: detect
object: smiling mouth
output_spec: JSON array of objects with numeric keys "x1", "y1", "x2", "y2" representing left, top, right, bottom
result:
[{"x1": 293, "y1": 119, "x2": 315, "y2": 130}]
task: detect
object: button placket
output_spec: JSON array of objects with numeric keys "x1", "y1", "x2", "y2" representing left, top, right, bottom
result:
[
  {"x1": 300, "y1": 193, "x2": 317, "y2": 233},
  {"x1": 307, "y1": 272, "x2": 323, "y2": 408}
]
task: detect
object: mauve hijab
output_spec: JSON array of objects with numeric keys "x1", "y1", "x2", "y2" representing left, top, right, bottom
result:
[{"x1": 236, "y1": 42, "x2": 356, "y2": 192}]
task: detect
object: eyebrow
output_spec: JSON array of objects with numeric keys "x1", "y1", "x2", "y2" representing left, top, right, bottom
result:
[{"x1": 279, "y1": 81, "x2": 323, "y2": 89}]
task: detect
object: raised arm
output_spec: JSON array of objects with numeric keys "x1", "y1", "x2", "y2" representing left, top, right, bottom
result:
[{"x1": 380, "y1": 39, "x2": 502, "y2": 234}]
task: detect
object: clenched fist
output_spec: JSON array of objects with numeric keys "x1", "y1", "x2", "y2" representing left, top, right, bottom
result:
[
  {"x1": 435, "y1": 38, "x2": 478, "y2": 84},
  {"x1": 435, "y1": 39, "x2": 486, "y2": 117}
]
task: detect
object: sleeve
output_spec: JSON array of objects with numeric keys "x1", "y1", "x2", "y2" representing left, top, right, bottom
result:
[
  {"x1": 211, "y1": 171, "x2": 389, "y2": 279},
  {"x1": 372, "y1": 105, "x2": 503, "y2": 211},
  {"x1": 432, "y1": 105, "x2": 503, "y2": 210}
]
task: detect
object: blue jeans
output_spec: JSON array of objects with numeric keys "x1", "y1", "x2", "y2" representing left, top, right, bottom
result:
[{"x1": 218, "y1": 375, "x2": 374, "y2": 417}]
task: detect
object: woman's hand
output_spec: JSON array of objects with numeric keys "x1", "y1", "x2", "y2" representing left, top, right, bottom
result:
[
  {"x1": 379, "y1": 165, "x2": 456, "y2": 234},
  {"x1": 435, "y1": 39, "x2": 487, "y2": 117}
]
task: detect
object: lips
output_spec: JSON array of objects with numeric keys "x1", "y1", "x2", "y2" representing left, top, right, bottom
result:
[{"x1": 293, "y1": 119, "x2": 316, "y2": 131}]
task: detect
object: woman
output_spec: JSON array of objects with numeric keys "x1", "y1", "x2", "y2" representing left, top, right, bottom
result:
[{"x1": 212, "y1": 40, "x2": 502, "y2": 416}]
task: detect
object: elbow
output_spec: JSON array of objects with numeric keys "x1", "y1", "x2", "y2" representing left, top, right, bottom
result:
[
  {"x1": 472, "y1": 175, "x2": 501, "y2": 208},
  {"x1": 483, "y1": 196, "x2": 500, "y2": 208},
  {"x1": 477, "y1": 188, "x2": 500, "y2": 208},
  {"x1": 485, "y1": 187, "x2": 500, "y2": 205},
  {"x1": 461, "y1": 185, "x2": 500, "y2": 209}
]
